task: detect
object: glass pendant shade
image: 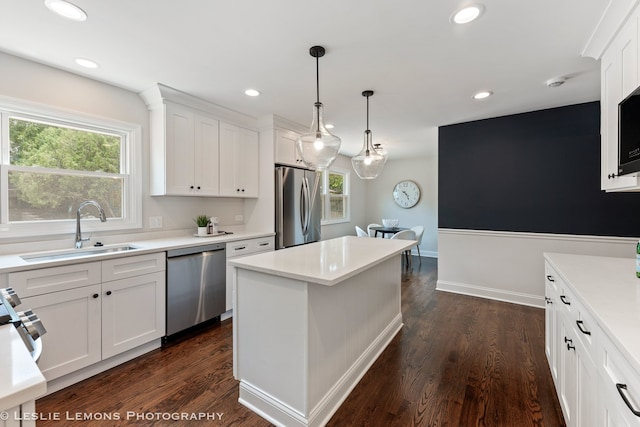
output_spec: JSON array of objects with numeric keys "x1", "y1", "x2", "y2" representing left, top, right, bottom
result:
[
  {"x1": 296, "y1": 102, "x2": 341, "y2": 171},
  {"x1": 296, "y1": 45, "x2": 341, "y2": 171},
  {"x1": 352, "y1": 90, "x2": 386, "y2": 179},
  {"x1": 352, "y1": 130, "x2": 386, "y2": 179}
]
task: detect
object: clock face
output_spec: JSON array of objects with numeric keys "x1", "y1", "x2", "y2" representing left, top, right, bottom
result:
[{"x1": 393, "y1": 180, "x2": 420, "y2": 208}]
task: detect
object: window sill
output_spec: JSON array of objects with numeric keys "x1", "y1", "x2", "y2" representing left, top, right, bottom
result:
[{"x1": 321, "y1": 218, "x2": 350, "y2": 226}]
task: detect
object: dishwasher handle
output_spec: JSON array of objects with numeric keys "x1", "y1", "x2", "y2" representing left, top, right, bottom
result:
[{"x1": 167, "y1": 243, "x2": 225, "y2": 258}]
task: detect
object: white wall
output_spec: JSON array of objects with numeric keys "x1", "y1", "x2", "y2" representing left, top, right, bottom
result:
[
  {"x1": 0, "y1": 52, "x2": 247, "y2": 247},
  {"x1": 364, "y1": 154, "x2": 438, "y2": 257}
]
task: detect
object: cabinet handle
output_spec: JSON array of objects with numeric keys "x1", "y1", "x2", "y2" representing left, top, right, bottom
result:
[
  {"x1": 259, "y1": 242, "x2": 269, "y2": 246},
  {"x1": 236, "y1": 188, "x2": 240, "y2": 192},
  {"x1": 545, "y1": 297, "x2": 553, "y2": 305},
  {"x1": 560, "y1": 295, "x2": 570, "y2": 305},
  {"x1": 190, "y1": 186, "x2": 194, "y2": 189},
  {"x1": 576, "y1": 320, "x2": 591, "y2": 336},
  {"x1": 106, "y1": 291, "x2": 112, "y2": 296},
  {"x1": 546, "y1": 275, "x2": 555, "y2": 282},
  {"x1": 617, "y1": 384, "x2": 640, "y2": 417},
  {"x1": 242, "y1": 189, "x2": 245, "y2": 192},
  {"x1": 564, "y1": 337, "x2": 575, "y2": 351},
  {"x1": 234, "y1": 246, "x2": 246, "y2": 251},
  {"x1": 197, "y1": 186, "x2": 201, "y2": 190},
  {"x1": 608, "y1": 173, "x2": 618, "y2": 179},
  {"x1": 93, "y1": 293, "x2": 99, "y2": 299}
]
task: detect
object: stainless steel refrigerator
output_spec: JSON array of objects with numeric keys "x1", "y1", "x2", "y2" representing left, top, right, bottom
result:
[{"x1": 275, "y1": 165, "x2": 321, "y2": 249}]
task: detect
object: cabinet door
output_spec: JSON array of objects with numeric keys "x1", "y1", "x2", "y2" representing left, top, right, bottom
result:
[
  {"x1": 194, "y1": 114, "x2": 220, "y2": 195},
  {"x1": 559, "y1": 315, "x2": 577, "y2": 426},
  {"x1": 275, "y1": 130, "x2": 304, "y2": 167},
  {"x1": 21, "y1": 285, "x2": 101, "y2": 381},
  {"x1": 165, "y1": 102, "x2": 196, "y2": 195},
  {"x1": 101, "y1": 271, "x2": 165, "y2": 359},
  {"x1": 545, "y1": 280, "x2": 558, "y2": 383},
  {"x1": 240, "y1": 127, "x2": 259, "y2": 197},
  {"x1": 219, "y1": 122, "x2": 259, "y2": 197}
]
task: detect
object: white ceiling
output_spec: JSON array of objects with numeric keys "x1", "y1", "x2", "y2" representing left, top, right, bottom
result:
[{"x1": 0, "y1": 0, "x2": 606, "y2": 159}]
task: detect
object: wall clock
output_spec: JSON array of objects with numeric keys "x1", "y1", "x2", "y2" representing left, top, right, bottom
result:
[{"x1": 393, "y1": 180, "x2": 421, "y2": 208}]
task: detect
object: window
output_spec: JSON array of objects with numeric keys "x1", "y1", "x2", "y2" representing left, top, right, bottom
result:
[
  {"x1": 0, "y1": 99, "x2": 142, "y2": 237},
  {"x1": 320, "y1": 167, "x2": 350, "y2": 224}
]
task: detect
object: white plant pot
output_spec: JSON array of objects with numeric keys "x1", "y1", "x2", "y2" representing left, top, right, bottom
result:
[{"x1": 197, "y1": 227, "x2": 208, "y2": 236}]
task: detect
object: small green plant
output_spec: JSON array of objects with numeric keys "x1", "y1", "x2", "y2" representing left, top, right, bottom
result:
[{"x1": 194, "y1": 215, "x2": 210, "y2": 227}]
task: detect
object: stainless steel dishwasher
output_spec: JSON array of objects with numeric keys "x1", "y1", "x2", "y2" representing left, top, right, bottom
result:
[{"x1": 165, "y1": 243, "x2": 226, "y2": 339}]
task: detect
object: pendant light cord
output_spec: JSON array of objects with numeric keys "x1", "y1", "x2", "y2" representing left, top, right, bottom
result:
[
  {"x1": 366, "y1": 93, "x2": 370, "y2": 131},
  {"x1": 316, "y1": 54, "x2": 320, "y2": 105}
]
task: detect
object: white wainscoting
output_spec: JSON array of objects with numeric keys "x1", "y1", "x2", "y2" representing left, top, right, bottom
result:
[{"x1": 437, "y1": 228, "x2": 636, "y2": 308}]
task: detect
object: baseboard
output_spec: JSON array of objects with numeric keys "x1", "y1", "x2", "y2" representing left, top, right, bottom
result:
[
  {"x1": 436, "y1": 279, "x2": 544, "y2": 308},
  {"x1": 411, "y1": 249, "x2": 437, "y2": 258}
]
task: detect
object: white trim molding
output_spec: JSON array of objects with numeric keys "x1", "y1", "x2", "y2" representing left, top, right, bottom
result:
[{"x1": 437, "y1": 228, "x2": 636, "y2": 308}]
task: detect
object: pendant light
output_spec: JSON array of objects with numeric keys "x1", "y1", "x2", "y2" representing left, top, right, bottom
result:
[
  {"x1": 295, "y1": 46, "x2": 342, "y2": 171},
  {"x1": 351, "y1": 90, "x2": 386, "y2": 179}
]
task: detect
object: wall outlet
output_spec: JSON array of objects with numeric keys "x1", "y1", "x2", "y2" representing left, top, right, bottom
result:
[
  {"x1": 149, "y1": 216, "x2": 163, "y2": 228},
  {"x1": 235, "y1": 215, "x2": 243, "y2": 222}
]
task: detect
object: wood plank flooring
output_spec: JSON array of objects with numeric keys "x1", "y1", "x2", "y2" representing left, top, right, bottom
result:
[{"x1": 36, "y1": 257, "x2": 564, "y2": 426}]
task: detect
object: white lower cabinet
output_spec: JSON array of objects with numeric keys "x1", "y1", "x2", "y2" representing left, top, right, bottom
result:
[
  {"x1": 225, "y1": 236, "x2": 274, "y2": 312},
  {"x1": 21, "y1": 284, "x2": 102, "y2": 380},
  {"x1": 545, "y1": 258, "x2": 640, "y2": 426},
  {"x1": 101, "y1": 271, "x2": 165, "y2": 359},
  {"x1": 599, "y1": 332, "x2": 640, "y2": 426},
  {"x1": 9, "y1": 252, "x2": 166, "y2": 382}
]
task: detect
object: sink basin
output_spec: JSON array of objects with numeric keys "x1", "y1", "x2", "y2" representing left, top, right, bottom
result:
[{"x1": 20, "y1": 244, "x2": 140, "y2": 263}]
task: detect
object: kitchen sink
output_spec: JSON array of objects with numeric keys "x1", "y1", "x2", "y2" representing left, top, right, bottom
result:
[{"x1": 20, "y1": 244, "x2": 141, "y2": 263}]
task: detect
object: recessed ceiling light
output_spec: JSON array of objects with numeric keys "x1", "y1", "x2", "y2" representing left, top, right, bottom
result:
[
  {"x1": 44, "y1": 0, "x2": 87, "y2": 21},
  {"x1": 244, "y1": 89, "x2": 261, "y2": 97},
  {"x1": 473, "y1": 91, "x2": 492, "y2": 100},
  {"x1": 451, "y1": 4, "x2": 485, "y2": 24},
  {"x1": 75, "y1": 57, "x2": 98, "y2": 69}
]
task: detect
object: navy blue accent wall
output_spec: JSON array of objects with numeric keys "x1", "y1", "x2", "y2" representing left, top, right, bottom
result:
[{"x1": 438, "y1": 101, "x2": 640, "y2": 237}]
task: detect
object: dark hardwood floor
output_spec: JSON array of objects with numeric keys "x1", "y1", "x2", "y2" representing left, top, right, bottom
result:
[{"x1": 36, "y1": 257, "x2": 564, "y2": 426}]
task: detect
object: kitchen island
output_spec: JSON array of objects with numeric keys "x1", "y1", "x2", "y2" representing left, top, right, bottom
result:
[{"x1": 229, "y1": 236, "x2": 415, "y2": 427}]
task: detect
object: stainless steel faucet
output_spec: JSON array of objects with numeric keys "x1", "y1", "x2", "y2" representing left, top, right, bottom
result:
[{"x1": 75, "y1": 200, "x2": 107, "y2": 248}]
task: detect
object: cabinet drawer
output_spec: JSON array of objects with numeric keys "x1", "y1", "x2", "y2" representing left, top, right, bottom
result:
[
  {"x1": 226, "y1": 237, "x2": 274, "y2": 258},
  {"x1": 599, "y1": 333, "x2": 640, "y2": 424},
  {"x1": 101, "y1": 252, "x2": 166, "y2": 282},
  {"x1": 8, "y1": 262, "x2": 101, "y2": 297}
]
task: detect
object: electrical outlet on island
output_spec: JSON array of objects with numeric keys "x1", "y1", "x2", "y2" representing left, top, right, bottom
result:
[{"x1": 235, "y1": 215, "x2": 243, "y2": 222}]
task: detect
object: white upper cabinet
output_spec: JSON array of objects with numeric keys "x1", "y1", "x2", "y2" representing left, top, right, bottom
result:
[
  {"x1": 219, "y1": 121, "x2": 259, "y2": 197},
  {"x1": 275, "y1": 129, "x2": 304, "y2": 167},
  {"x1": 140, "y1": 83, "x2": 259, "y2": 198},
  {"x1": 161, "y1": 102, "x2": 220, "y2": 196},
  {"x1": 599, "y1": 7, "x2": 640, "y2": 191}
]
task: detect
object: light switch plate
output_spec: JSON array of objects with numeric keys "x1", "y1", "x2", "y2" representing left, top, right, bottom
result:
[{"x1": 149, "y1": 216, "x2": 163, "y2": 228}]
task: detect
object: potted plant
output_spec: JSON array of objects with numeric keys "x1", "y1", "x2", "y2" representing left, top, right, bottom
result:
[{"x1": 194, "y1": 215, "x2": 210, "y2": 236}]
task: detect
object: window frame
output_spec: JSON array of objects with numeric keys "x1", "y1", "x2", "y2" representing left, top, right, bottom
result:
[
  {"x1": 320, "y1": 166, "x2": 351, "y2": 225},
  {"x1": 0, "y1": 96, "x2": 142, "y2": 239}
]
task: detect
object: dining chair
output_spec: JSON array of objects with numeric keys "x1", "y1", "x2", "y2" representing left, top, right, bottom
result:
[
  {"x1": 410, "y1": 225, "x2": 424, "y2": 257},
  {"x1": 390, "y1": 229, "x2": 416, "y2": 268},
  {"x1": 355, "y1": 226, "x2": 369, "y2": 237},
  {"x1": 367, "y1": 223, "x2": 382, "y2": 238}
]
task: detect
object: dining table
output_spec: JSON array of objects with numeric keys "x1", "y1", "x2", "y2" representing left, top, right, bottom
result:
[{"x1": 369, "y1": 226, "x2": 409, "y2": 238}]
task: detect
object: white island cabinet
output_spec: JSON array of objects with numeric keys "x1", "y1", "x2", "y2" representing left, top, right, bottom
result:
[{"x1": 230, "y1": 236, "x2": 415, "y2": 427}]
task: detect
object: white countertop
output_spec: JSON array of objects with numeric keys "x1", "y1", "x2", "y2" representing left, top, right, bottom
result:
[
  {"x1": 229, "y1": 236, "x2": 415, "y2": 286},
  {"x1": 544, "y1": 252, "x2": 640, "y2": 375},
  {"x1": 0, "y1": 231, "x2": 274, "y2": 274},
  {"x1": 0, "y1": 324, "x2": 46, "y2": 411}
]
